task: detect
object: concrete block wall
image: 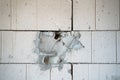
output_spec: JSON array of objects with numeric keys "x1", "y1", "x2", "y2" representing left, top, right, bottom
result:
[{"x1": 0, "y1": 0, "x2": 120, "y2": 80}]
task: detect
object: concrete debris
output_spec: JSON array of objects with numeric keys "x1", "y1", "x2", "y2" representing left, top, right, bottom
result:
[{"x1": 34, "y1": 31, "x2": 84, "y2": 71}]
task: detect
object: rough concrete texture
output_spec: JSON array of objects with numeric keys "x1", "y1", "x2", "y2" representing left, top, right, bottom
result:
[{"x1": 0, "y1": 0, "x2": 120, "y2": 80}]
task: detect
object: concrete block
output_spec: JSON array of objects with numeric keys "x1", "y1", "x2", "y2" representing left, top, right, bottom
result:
[
  {"x1": 74, "y1": 64, "x2": 120, "y2": 80},
  {"x1": 1, "y1": 31, "x2": 38, "y2": 63},
  {"x1": 73, "y1": 0, "x2": 95, "y2": 30},
  {"x1": 0, "y1": 64, "x2": 26, "y2": 80},
  {"x1": 89, "y1": 64, "x2": 99, "y2": 80},
  {"x1": 115, "y1": 65, "x2": 120, "y2": 79},
  {"x1": 89, "y1": 64, "x2": 120, "y2": 80},
  {"x1": 37, "y1": 0, "x2": 71, "y2": 30},
  {"x1": 12, "y1": 32, "x2": 38, "y2": 63},
  {"x1": 73, "y1": 64, "x2": 89, "y2": 80},
  {"x1": 12, "y1": 0, "x2": 37, "y2": 30},
  {"x1": 96, "y1": 0, "x2": 119, "y2": 30},
  {"x1": 65, "y1": 31, "x2": 91, "y2": 63},
  {"x1": 100, "y1": 64, "x2": 120, "y2": 80},
  {"x1": 117, "y1": 31, "x2": 120, "y2": 63},
  {"x1": 0, "y1": 0, "x2": 11, "y2": 29},
  {"x1": 51, "y1": 64, "x2": 71, "y2": 80},
  {"x1": 92, "y1": 31, "x2": 116, "y2": 63},
  {"x1": 27, "y1": 64, "x2": 50, "y2": 80},
  {"x1": 1, "y1": 31, "x2": 13, "y2": 62}
]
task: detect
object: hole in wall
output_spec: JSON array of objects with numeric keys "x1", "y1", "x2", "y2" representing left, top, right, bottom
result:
[{"x1": 34, "y1": 31, "x2": 84, "y2": 71}]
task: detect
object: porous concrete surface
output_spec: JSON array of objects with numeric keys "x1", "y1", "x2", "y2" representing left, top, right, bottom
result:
[{"x1": 0, "y1": 0, "x2": 120, "y2": 80}]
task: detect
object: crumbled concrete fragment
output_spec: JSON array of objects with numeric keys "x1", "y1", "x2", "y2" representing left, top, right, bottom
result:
[{"x1": 34, "y1": 31, "x2": 84, "y2": 70}]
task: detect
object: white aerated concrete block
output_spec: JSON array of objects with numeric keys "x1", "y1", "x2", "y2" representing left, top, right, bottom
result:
[
  {"x1": 1, "y1": 31, "x2": 13, "y2": 62},
  {"x1": 74, "y1": 64, "x2": 120, "y2": 80},
  {"x1": 117, "y1": 31, "x2": 120, "y2": 63},
  {"x1": 12, "y1": 32, "x2": 38, "y2": 63},
  {"x1": 96, "y1": 0, "x2": 119, "y2": 30},
  {"x1": 89, "y1": 64, "x2": 99, "y2": 80},
  {"x1": 1, "y1": 31, "x2": 38, "y2": 63},
  {"x1": 0, "y1": 64, "x2": 26, "y2": 80},
  {"x1": 12, "y1": 0, "x2": 37, "y2": 30},
  {"x1": 92, "y1": 31, "x2": 116, "y2": 63},
  {"x1": 100, "y1": 64, "x2": 120, "y2": 80},
  {"x1": 73, "y1": 0, "x2": 95, "y2": 30},
  {"x1": 65, "y1": 31, "x2": 91, "y2": 63},
  {"x1": 37, "y1": 0, "x2": 71, "y2": 30},
  {"x1": 51, "y1": 64, "x2": 71, "y2": 80},
  {"x1": 0, "y1": 0, "x2": 11, "y2": 29},
  {"x1": 73, "y1": 64, "x2": 89, "y2": 80},
  {"x1": 27, "y1": 64, "x2": 50, "y2": 80}
]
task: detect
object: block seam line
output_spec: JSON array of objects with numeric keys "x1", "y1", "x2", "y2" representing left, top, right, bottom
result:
[
  {"x1": 119, "y1": 0, "x2": 120, "y2": 30},
  {"x1": 10, "y1": 0, "x2": 12, "y2": 30},
  {"x1": 16, "y1": 0, "x2": 17, "y2": 30},
  {"x1": 95, "y1": 0, "x2": 96, "y2": 30},
  {"x1": 71, "y1": 0, "x2": 73, "y2": 31},
  {"x1": 71, "y1": 64, "x2": 73, "y2": 80},
  {"x1": 0, "y1": 63, "x2": 120, "y2": 64},
  {"x1": 0, "y1": 30, "x2": 120, "y2": 31},
  {"x1": 116, "y1": 31, "x2": 117, "y2": 63},
  {"x1": 36, "y1": 0, "x2": 38, "y2": 30}
]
